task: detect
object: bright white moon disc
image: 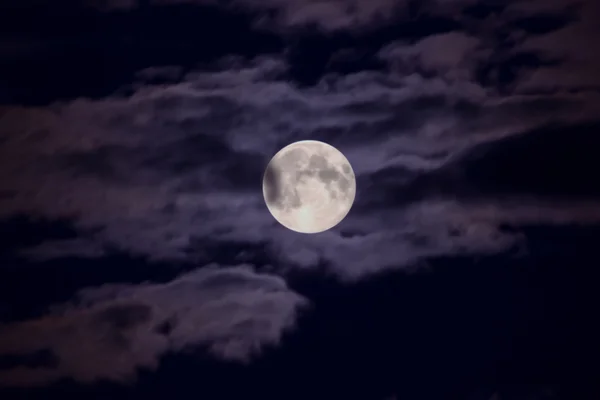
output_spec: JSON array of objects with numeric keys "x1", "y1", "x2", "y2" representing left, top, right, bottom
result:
[{"x1": 262, "y1": 140, "x2": 356, "y2": 234}]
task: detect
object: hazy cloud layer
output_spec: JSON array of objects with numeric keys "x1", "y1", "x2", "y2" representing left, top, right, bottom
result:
[
  {"x1": 1, "y1": 51, "x2": 600, "y2": 278},
  {"x1": 0, "y1": 265, "x2": 307, "y2": 386}
]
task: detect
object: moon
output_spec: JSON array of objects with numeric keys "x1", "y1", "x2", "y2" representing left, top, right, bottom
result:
[{"x1": 262, "y1": 140, "x2": 356, "y2": 234}]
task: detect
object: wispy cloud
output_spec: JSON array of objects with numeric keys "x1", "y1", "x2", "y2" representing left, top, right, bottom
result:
[
  {"x1": 0, "y1": 265, "x2": 307, "y2": 386},
  {"x1": 1, "y1": 51, "x2": 600, "y2": 278}
]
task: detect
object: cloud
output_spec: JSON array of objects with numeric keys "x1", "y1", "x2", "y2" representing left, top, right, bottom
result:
[
  {"x1": 0, "y1": 265, "x2": 307, "y2": 387},
  {"x1": 490, "y1": 0, "x2": 600, "y2": 93},
  {"x1": 249, "y1": 0, "x2": 403, "y2": 30},
  {"x1": 2, "y1": 50, "x2": 600, "y2": 280},
  {"x1": 379, "y1": 32, "x2": 484, "y2": 81}
]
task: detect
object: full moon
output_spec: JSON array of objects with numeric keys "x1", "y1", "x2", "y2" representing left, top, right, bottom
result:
[{"x1": 262, "y1": 140, "x2": 356, "y2": 234}]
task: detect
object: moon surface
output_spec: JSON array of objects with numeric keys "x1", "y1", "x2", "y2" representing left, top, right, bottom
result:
[{"x1": 262, "y1": 140, "x2": 356, "y2": 234}]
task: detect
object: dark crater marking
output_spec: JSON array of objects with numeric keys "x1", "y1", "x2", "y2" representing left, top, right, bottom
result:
[{"x1": 264, "y1": 149, "x2": 353, "y2": 211}]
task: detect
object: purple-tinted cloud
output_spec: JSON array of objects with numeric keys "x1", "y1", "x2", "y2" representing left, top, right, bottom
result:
[
  {"x1": 1, "y1": 52, "x2": 600, "y2": 278},
  {"x1": 0, "y1": 265, "x2": 307, "y2": 386}
]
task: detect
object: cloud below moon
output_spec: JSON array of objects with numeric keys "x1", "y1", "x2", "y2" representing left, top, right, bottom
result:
[{"x1": 0, "y1": 265, "x2": 308, "y2": 387}]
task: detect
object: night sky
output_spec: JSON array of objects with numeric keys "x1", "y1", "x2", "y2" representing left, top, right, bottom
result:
[{"x1": 1, "y1": 1, "x2": 600, "y2": 399}]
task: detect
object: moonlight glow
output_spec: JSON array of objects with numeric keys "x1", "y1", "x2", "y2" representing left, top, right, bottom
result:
[{"x1": 262, "y1": 140, "x2": 356, "y2": 234}]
